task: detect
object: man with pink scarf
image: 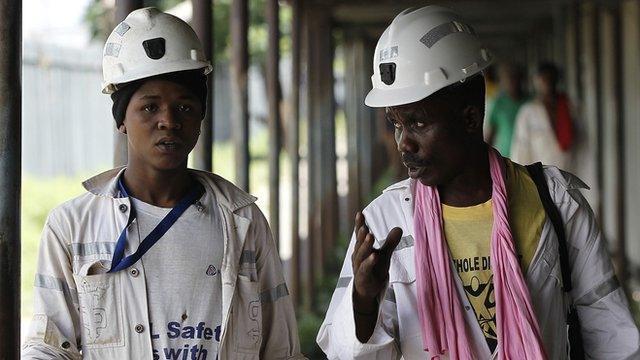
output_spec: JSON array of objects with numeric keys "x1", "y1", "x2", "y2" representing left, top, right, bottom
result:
[{"x1": 317, "y1": 5, "x2": 639, "y2": 359}]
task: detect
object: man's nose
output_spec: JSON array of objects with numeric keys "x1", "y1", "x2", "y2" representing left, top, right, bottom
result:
[
  {"x1": 157, "y1": 109, "x2": 182, "y2": 130},
  {"x1": 397, "y1": 130, "x2": 417, "y2": 153}
]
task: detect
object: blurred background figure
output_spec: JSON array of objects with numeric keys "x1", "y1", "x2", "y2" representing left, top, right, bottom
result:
[
  {"x1": 486, "y1": 62, "x2": 527, "y2": 157},
  {"x1": 511, "y1": 62, "x2": 575, "y2": 169}
]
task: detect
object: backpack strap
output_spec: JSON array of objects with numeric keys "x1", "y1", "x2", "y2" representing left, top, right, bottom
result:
[
  {"x1": 525, "y1": 162, "x2": 572, "y2": 292},
  {"x1": 525, "y1": 162, "x2": 585, "y2": 359}
]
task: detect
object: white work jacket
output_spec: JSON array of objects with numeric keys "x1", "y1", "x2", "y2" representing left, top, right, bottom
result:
[
  {"x1": 317, "y1": 166, "x2": 640, "y2": 359},
  {"x1": 22, "y1": 167, "x2": 304, "y2": 360}
]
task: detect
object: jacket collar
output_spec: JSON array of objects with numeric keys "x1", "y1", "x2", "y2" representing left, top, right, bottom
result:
[
  {"x1": 380, "y1": 165, "x2": 589, "y2": 194},
  {"x1": 383, "y1": 178, "x2": 413, "y2": 193},
  {"x1": 82, "y1": 166, "x2": 257, "y2": 213}
]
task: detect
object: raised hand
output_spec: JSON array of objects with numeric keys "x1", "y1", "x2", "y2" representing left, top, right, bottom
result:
[{"x1": 351, "y1": 212, "x2": 403, "y2": 313}]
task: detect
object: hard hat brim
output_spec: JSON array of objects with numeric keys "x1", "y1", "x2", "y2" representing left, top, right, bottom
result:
[
  {"x1": 364, "y1": 84, "x2": 436, "y2": 108},
  {"x1": 102, "y1": 59, "x2": 212, "y2": 94}
]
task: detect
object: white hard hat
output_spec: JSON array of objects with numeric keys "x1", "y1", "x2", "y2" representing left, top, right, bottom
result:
[
  {"x1": 101, "y1": 7, "x2": 213, "y2": 94},
  {"x1": 365, "y1": 6, "x2": 493, "y2": 108}
]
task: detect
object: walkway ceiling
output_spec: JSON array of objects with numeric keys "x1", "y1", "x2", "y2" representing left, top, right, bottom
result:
[{"x1": 310, "y1": 0, "x2": 569, "y2": 60}]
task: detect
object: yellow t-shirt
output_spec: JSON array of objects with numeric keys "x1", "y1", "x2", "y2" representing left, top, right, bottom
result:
[{"x1": 443, "y1": 160, "x2": 545, "y2": 352}]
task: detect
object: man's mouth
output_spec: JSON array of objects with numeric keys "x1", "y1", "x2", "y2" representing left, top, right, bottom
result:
[
  {"x1": 403, "y1": 162, "x2": 428, "y2": 179},
  {"x1": 156, "y1": 138, "x2": 183, "y2": 152}
]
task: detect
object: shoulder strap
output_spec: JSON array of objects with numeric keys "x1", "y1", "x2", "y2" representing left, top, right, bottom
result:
[{"x1": 525, "y1": 162, "x2": 573, "y2": 293}]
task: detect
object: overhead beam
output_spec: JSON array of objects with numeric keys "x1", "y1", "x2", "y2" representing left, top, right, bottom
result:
[{"x1": 330, "y1": 0, "x2": 558, "y2": 26}]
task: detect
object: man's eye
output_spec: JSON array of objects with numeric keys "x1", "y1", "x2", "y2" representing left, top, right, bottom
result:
[
  {"x1": 178, "y1": 104, "x2": 192, "y2": 112},
  {"x1": 143, "y1": 104, "x2": 158, "y2": 113},
  {"x1": 415, "y1": 121, "x2": 426, "y2": 128}
]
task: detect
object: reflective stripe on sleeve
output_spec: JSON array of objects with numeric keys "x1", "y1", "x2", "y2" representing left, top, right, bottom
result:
[
  {"x1": 576, "y1": 275, "x2": 620, "y2": 306},
  {"x1": 336, "y1": 276, "x2": 352, "y2": 288},
  {"x1": 260, "y1": 283, "x2": 289, "y2": 304},
  {"x1": 69, "y1": 242, "x2": 116, "y2": 257},
  {"x1": 34, "y1": 274, "x2": 78, "y2": 304}
]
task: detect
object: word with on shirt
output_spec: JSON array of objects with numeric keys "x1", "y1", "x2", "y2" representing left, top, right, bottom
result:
[{"x1": 151, "y1": 321, "x2": 221, "y2": 360}]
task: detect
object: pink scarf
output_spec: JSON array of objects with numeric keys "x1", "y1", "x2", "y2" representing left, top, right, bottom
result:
[{"x1": 413, "y1": 148, "x2": 546, "y2": 359}]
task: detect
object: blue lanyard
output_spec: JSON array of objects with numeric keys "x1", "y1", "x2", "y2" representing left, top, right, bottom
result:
[{"x1": 108, "y1": 176, "x2": 205, "y2": 273}]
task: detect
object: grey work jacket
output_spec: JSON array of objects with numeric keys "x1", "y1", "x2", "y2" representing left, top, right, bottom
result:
[{"x1": 22, "y1": 167, "x2": 304, "y2": 360}]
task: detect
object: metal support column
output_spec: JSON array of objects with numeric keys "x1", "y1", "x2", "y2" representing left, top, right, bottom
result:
[
  {"x1": 113, "y1": 0, "x2": 143, "y2": 167},
  {"x1": 0, "y1": 0, "x2": 22, "y2": 357},
  {"x1": 231, "y1": 0, "x2": 250, "y2": 192},
  {"x1": 192, "y1": 0, "x2": 214, "y2": 171},
  {"x1": 288, "y1": 0, "x2": 301, "y2": 307},
  {"x1": 345, "y1": 30, "x2": 375, "y2": 221},
  {"x1": 301, "y1": 3, "x2": 314, "y2": 312},
  {"x1": 612, "y1": 2, "x2": 626, "y2": 283},
  {"x1": 266, "y1": 0, "x2": 281, "y2": 247},
  {"x1": 621, "y1": 0, "x2": 640, "y2": 279},
  {"x1": 307, "y1": 5, "x2": 337, "y2": 287},
  {"x1": 317, "y1": 13, "x2": 338, "y2": 263}
]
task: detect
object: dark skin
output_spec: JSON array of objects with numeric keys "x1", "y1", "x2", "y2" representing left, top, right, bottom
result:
[
  {"x1": 352, "y1": 90, "x2": 490, "y2": 342},
  {"x1": 118, "y1": 79, "x2": 203, "y2": 207}
]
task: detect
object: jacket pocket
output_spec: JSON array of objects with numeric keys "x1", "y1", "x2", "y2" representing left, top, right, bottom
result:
[
  {"x1": 73, "y1": 262, "x2": 125, "y2": 349},
  {"x1": 232, "y1": 275, "x2": 262, "y2": 355},
  {"x1": 389, "y1": 243, "x2": 416, "y2": 284}
]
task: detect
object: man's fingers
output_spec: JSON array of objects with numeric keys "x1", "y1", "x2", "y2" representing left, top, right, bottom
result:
[
  {"x1": 357, "y1": 224, "x2": 370, "y2": 241},
  {"x1": 353, "y1": 233, "x2": 375, "y2": 270},
  {"x1": 355, "y1": 212, "x2": 364, "y2": 229},
  {"x1": 376, "y1": 228, "x2": 403, "y2": 273},
  {"x1": 355, "y1": 212, "x2": 369, "y2": 237},
  {"x1": 358, "y1": 251, "x2": 379, "y2": 276},
  {"x1": 380, "y1": 227, "x2": 403, "y2": 255},
  {"x1": 352, "y1": 212, "x2": 369, "y2": 262}
]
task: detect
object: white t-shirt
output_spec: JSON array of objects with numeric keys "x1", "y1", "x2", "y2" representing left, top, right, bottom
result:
[{"x1": 129, "y1": 191, "x2": 223, "y2": 360}]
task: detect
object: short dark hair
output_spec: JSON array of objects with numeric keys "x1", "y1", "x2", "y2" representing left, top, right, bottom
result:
[{"x1": 537, "y1": 61, "x2": 560, "y2": 85}]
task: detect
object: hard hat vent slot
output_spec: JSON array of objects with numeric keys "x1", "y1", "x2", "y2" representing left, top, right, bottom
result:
[
  {"x1": 420, "y1": 21, "x2": 476, "y2": 49},
  {"x1": 114, "y1": 22, "x2": 130, "y2": 36},
  {"x1": 380, "y1": 63, "x2": 397, "y2": 85},
  {"x1": 104, "y1": 43, "x2": 122, "y2": 58},
  {"x1": 143, "y1": 38, "x2": 166, "y2": 60}
]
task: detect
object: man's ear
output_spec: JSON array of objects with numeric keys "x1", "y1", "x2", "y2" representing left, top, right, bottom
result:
[
  {"x1": 118, "y1": 124, "x2": 127, "y2": 134},
  {"x1": 462, "y1": 105, "x2": 483, "y2": 134}
]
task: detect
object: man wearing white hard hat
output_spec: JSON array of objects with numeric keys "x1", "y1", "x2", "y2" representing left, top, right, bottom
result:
[
  {"x1": 317, "y1": 5, "x2": 639, "y2": 359},
  {"x1": 22, "y1": 8, "x2": 303, "y2": 359}
]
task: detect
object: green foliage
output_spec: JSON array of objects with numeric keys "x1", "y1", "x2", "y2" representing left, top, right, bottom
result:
[
  {"x1": 297, "y1": 310, "x2": 325, "y2": 359},
  {"x1": 84, "y1": 0, "x2": 114, "y2": 42},
  {"x1": 21, "y1": 176, "x2": 88, "y2": 318},
  {"x1": 296, "y1": 230, "x2": 351, "y2": 357}
]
